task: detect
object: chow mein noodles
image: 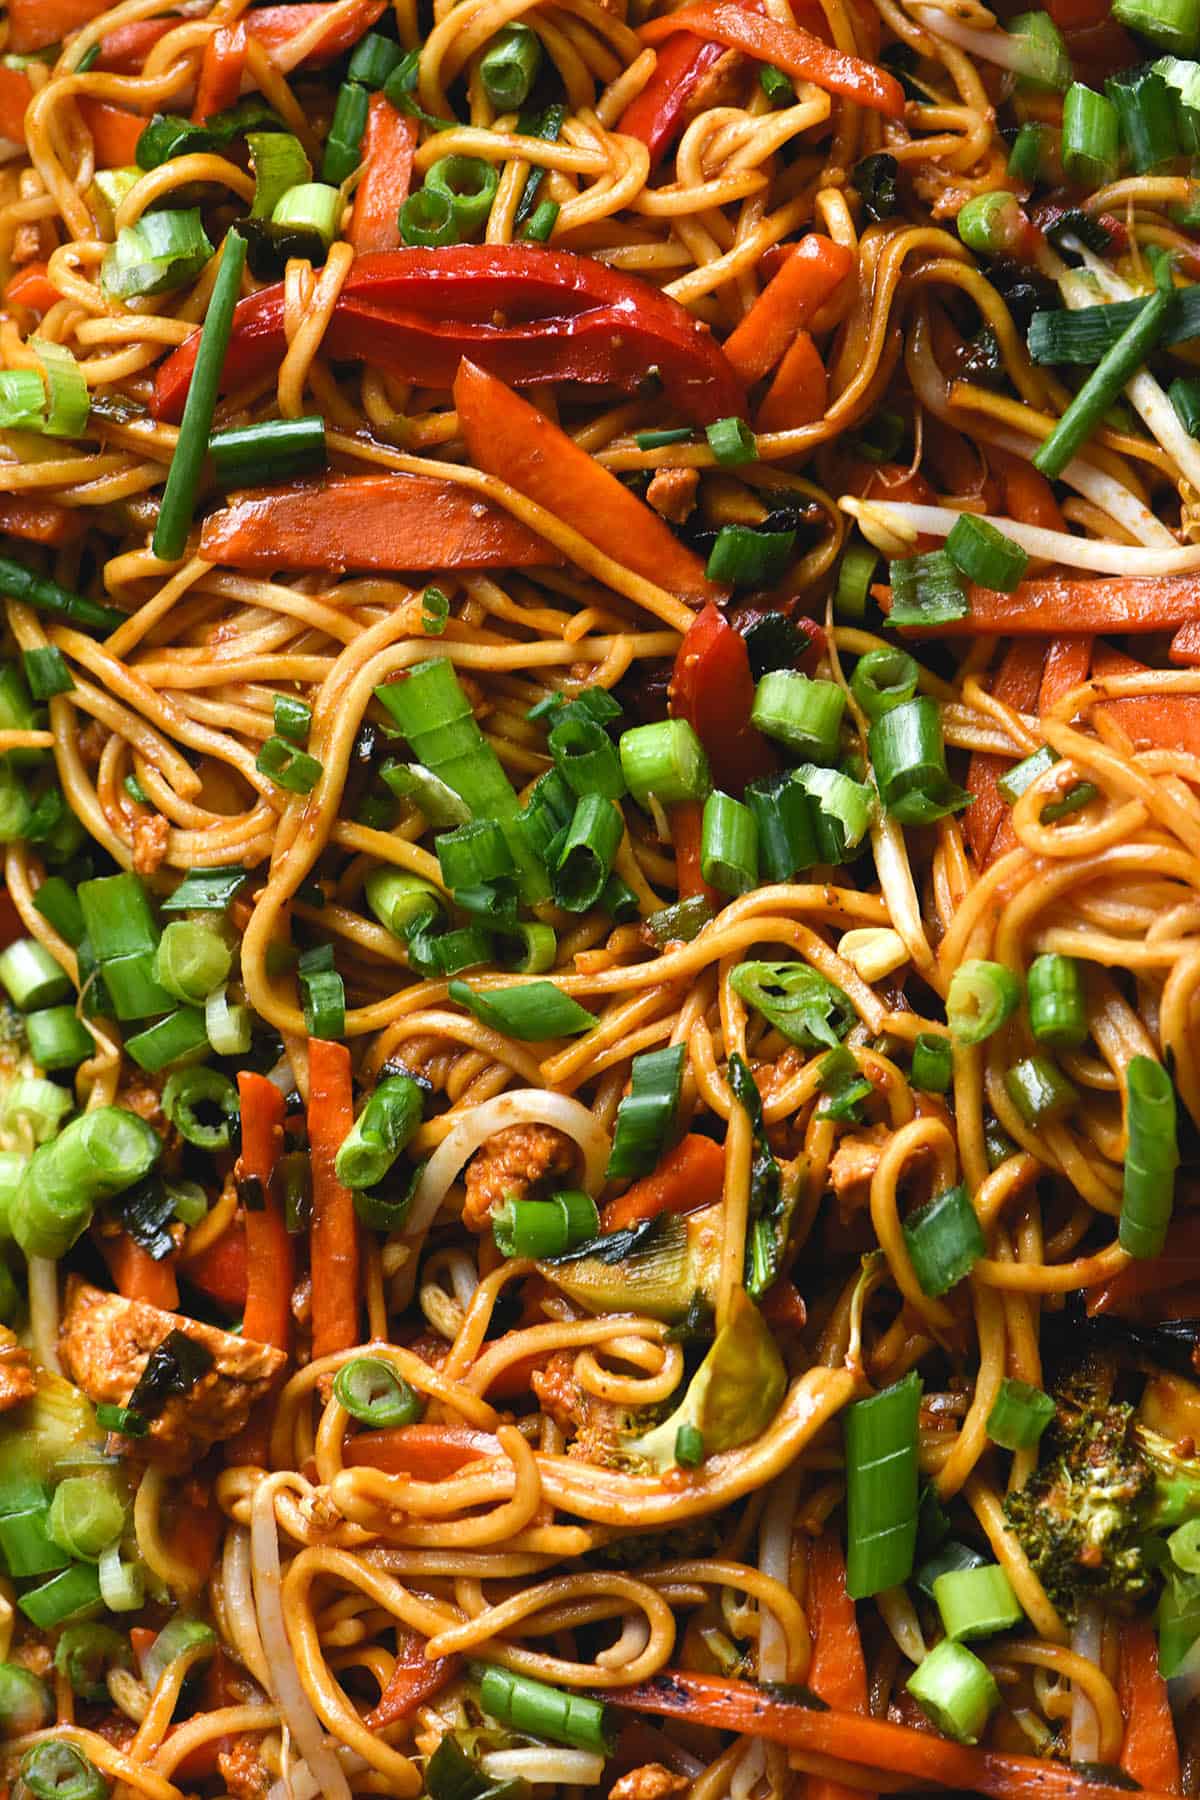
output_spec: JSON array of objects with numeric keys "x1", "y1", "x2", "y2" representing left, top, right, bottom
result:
[{"x1": 2, "y1": 0, "x2": 1200, "y2": 1791}]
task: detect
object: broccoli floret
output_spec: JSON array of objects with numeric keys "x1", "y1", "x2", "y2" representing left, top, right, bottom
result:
[{"x1": 1136, "y1": 1423, "x2": 1200, "y2": 1529}]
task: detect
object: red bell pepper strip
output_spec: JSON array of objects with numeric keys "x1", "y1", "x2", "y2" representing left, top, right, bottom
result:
[
  {"x1": 308, "y1": 1038, "x2": 360, "y2": 1363},
  {"x1": 180, "y1": 1223, "x2": 249, "y2": 1312},
  {"x1": 759, "y1": 1278, "x2": 806, "y2": 1330},
  {"x1": 200, "y1": 473, "x2": 563, "y2": 574},
  {"x1": 0, "y1": 68, "x2": 32, "y2": 144},
  {"x1": 366, "y1": 1634, "x2": 461, "y2": 1728},
  {"x1": 237, "y1": 1074, "x2": 293, "y2": 1351},
  {"x1": 1088, "y1": 1214, "x2": 1200, "y2": 1316},
  {"x1": 603, "y1": 1671, "x2": 1180, "y2": 1800},
  {"x1": 349, "y1": 96, "x2": 417, "y2": 254},
  {"x1": 807, "y1": 1532, "x2": 873, "y2": 1800},
  {"x1": 245, "y1": 0, "x2": 386, "y2": 67},
  {"x1": 150, "y1": 245, "x2": 747, "y2": 428},
  {"x1": 95, "y1": 18, "x2": 176, "y2": 70},
  {"x1": 964, "y1": 640, "x2": 1045, "y2": 869},
  {"x1": 0, "y1": 892, "x2": 22, "y2": 956},
  {"x1": 617, "y1": 32, "x2": 727, "y2": 164},
  {"x1": 77, "y1": 99, "x2": 147, "y2": 169},
  {"x1": 877, "y1": 574, "x2": 1200, "y2": 636},
  {"x1": 102, "y1": 1232, "x2": 180, "y2": 1310},
  {"x1": 756, "y1": 330, "x2": 827, "y2": 431},
  {"x1": 1118, "y1": 1619, "x2": 1182, "y2": 1794},
  {"x1": 3, "y1": 264, "x2": 60, "y2": 318},
  {"x1": 0, "y1": 495, "x2": 83, "y2": 548},
  {"x1": 669, "y1": 800, "x2": 721, "y2": 908},
  {"x1": 723, "y1": 234, "x2": 854, "y2": 382},
  {"x1": 600, "y1": 1133, "x2": 726, "y2": 1232},
  {"x1": 670, "y1": 601, "x2": 777, "y2": 790},
  {"x1": 639, "y1": 1, "x2": 906, "y2": 118},
  {"x1": 343, "y1": 1423, "x2": 500, "y2": 1478},
  {"x1": 193, "y1": 23, "x2": 248, "y2": 123},
  {"x1": 8, "y1": 0, "x2": 109, "y2": 53},
  {"x1": 454, "y1": 358, "x2": 722, "y2": 606}
]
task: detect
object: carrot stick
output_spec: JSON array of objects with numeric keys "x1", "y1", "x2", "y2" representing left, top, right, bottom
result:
[
  {"x1": 1170, "y1": 620, "x2": 1200, "y2": 665},
  {"x1": 1091, "y1": 641, "x2": 1200, "y2": 755},
  {"x1": 238, "y1": 1073, "x2": 293, "y2": 1351},
  {"x1": 0, "y1": 68, "x2": 33, "y2": 143},
  {"x1": 193, "y1": 23, "x2": 248, "y2": 122},
  {"x1": 603, "y1": 1671, "x2": 1181, "y2": 1800},
  {"x1": 349, "y1": 96, "x2": 417, "y2": 254},
  {"x1": 76, "y1": 98, "x2": 148, "y2": 168},
  {"x1": 1118, "y1": 1618, "x2": 1182, "y2": 1795},
  {"x1": 755, "y1": 330, "x2": 828, "y2": 431},
  {"x1": 102, "y1": 1232, "x2": 180, "y2": 1310},
  {"x1": 0, "y1": 494, "x2": 83, "y2": 547},
  {"x1": 1038, "y1": 635, "x2": 1093, "y2": 712},
  {"x1": 723, "y1": 234, "x2": 854, "y2": 382},
  {"x1": 639, "y1": 0, "x2": 905, "y2": 116},
  {"x1": 600, "y1": 1133, "x2": 726, "y2": 1232},
  {"x1": 199, "y1": 472, "x2": 563, "y2": 573},
  {"x1": 244, "y1": 0, "x2": 387, "y2": 67},
  {"x1": 343, "y1": 1423, "x2": 500, "y2": 1478},
  {"x1": 807, "y1": 1532, "x2": 873, "y2": 1800},
  {"x1": 179, "y1": 1224, "x2": 248, "y2": 1312},
  {"x1": 876, "y1": 574, "x2": 1200, "y2": 635},
  {"x1": 167, "y1": 1492, "x2": 222, "y2": 1589},
  {"x1": 964, "y1": 640, "x2": 1045, "y2": 868},
  {"x1": 669, "y1": 800, "x2": 721, "y2": 908},
  {"x1": 308, "y1": 1037, "x2": 360, "y2": 1362},
  {"x1": 96, "y1": 18, "x2": 176, "y2": 69},
  {"x1": 1089, "y1": 1214, "x2": 1200, "y2": 1315},
  {"x1": 366, "y1": 1634, "x2": 461, "y2": 1727},
  {"x1": 7, "y1": 0, "x2": 109, "y2": 53},
  {"x1": 453, "y1": 358, "x2": 723, "y2": 606},
  {"x1": 993, "y1": 450, "x2": 1068, "y2": 534}
]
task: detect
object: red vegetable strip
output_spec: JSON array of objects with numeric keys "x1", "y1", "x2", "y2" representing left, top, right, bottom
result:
[
  {"x1": 876, "y1": 574, "x2": 1200, "y2": 635},
  {"x1": 2, "y1": 264, "x2": 58, "y2": 317},
  {"x1": 669, "y1": 800, "x2": 721, "y2": 909},
  {"x1": 200, "y1": 473, "x2": 563, "y2": 573},
  {"x1": 0, "y1": 68, "x2": 33, "y2": 144},
  {"x1": 1089, "y1": 642, "x2": 1200, "y2": 755},
  {"x1": 0, "y1": 495, "x2": 83, "y2": 547},
  {"x1": 723, "y1": 234, "x2": 854, "y2": 382},
  {"x1": 246, "y1": 0, "x2": 387, "y2": 67},
  {"x1": 1038, "y1": 635, "x2": 1093, "y2": 713},
  {"x1": 366, "y1": 1634, "x2": 461, "y2": 1728},
  {"x1": 964, "y1": 641, "x2": 1045, "y2": 868},
  {"x1": 0, "y1": 892, "x2": 23, "y2": 955},
  {"x1": 617, "y1": 32, "x2": 727, "y2": 163},
  {"x1": 453, "y1": 358, "x2": 721, "y2": 606},
  {"x1": 7, "y1": 0, "x2": 109, "y2": 53},
  {"x1": 193, "y1": 23, "x2": 248, "y2": 122},
  {"x1": 996, "y1": 453, "x2": 1068, "y2": 534},
  {"x1": 600, "y1": 1133, "x2": 726, "y2": 1232},
  {"x1": 755, "y1": 329, "x2": 828, "y2": 431},
  {"x1": 237, "y1": 1074, "x2": 292, "y2": 1351},
  {"x1": 1170, "y1": 620, "x2": 1200, "y2": 666},
  {"x1": 602, "y1": 1671, "x2": 1181, "y2": 1800},
  {"x1": 807, "y1": 1532, "x2": 873, "y2": 1800},
  {"x1": 1118, "y1": 1618, "x2": 1182, "y2": 1795},
  {"x1": 1088, "y1": 1215, "x2": 1200, "y2": 1315},
  {"x1": 639, "y1": 0, "x2": 906, "y2": 117},
  {"x1": 95, "y1": 18, "x2": 176, "y2": 70},
  {"x1": 308, "y1": 1037, "x2": 360, "y2": 1363},
  {"x1": 343, "y1": 1423, "x2": 500, "y2": 1478},
  {"x1": 77, "y1": 98, "x2": 147, "y2": 169},
  {"x1": 102, "y1": 1232, "x2": 180, "y2": 1310},
  {"x1": 179, "y1": 1224, "x2": 248, "y2": 1311},
  {"x1": 349, "y1": 96, "x2": 417, "y2": 254},
  {"x1": 670, "y1": 601, "x2": 777, "y2": 791}
]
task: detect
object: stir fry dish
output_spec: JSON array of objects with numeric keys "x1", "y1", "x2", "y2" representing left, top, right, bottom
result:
[{"x1": 7, "y1": 0, "x2": 1200, "y2": 1792}]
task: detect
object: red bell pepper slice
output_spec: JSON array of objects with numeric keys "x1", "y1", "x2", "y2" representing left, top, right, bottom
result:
[
  {"x1": 0, "y1": 495, "x2": 83, "y2": 548},
  {"x1": 308, "y1": 1038, "x2": 361, "y2": 1364},
  {"x1": 200, "y1": 473, "x2": 563, "y2": 574},
  {"x1": 1118, "y1": 1619, "x2": 1182, "y2": 1794},
  {"x1": 366, "y1": 1634, "x2": 461, "y2": 1728},
  {"x1": 95, "y1": 18, "x2": 176, "y2": 70},
  {"x1": 617, "y1": 32, "x2": 727, "y2": 164},
  {"x1": 0, "y1": 67, "x2": 32, "y2": 144},
  {"x1": 180, "y1": 1224, "x2": 249, "y2": 1312},
  {"x1": 150, "y1": 245, "x2": 747, "y2": 427},
  {"x1": 349, "y1": 95, "x2": 417, "y2": 254},
  {"x1": 639, "y1": 0, "x2": 905, "y2": 117},
  {"x1": 193, "y1": 23, "x2": 248, "y2": 123},
  {"x1": 77, "y1": 99, "x2": 147, "y2": 169},
  {"x1": 670, "y1": 601, "x2": 777, "y2": 792},
  {"x1": 8, "y1": 0, "x2": 108, "y2": 53}
]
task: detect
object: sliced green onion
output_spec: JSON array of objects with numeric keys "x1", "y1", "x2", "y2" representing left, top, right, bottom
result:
[
  {"x1": 25, "y1": 1006, "x2": 92, "y2": 1074},
  {"x1": 706, "y1": 415, "x2": 758, "y2": 466},
  {"x1": 124, "y1": 1006, "x2": 209, "y2": 1073},
  {"x1": 424, "y1": 155, "x2": 499, "y2": 234},
  {"x1": 333, "y1": 1356, "x2": 424, "y2": 1426},
  {"x1": 700, "y1": 790, "x2": 758, "y2": 896},
  {"x1": 153, "y1": 918, "x2": 232, "y2": 1003},
  {"x1": 0, "y1": 1508, "x2": 68, "y2": 1578},
  {"x1": 619, "y1": 719, "x2": 710, "y2": 807},
  {"x1": 273, "y1": 181, "x2": 342, "y2": 247},
  {"x1": 745, "y1": 772, "x2": 818, "y2": 882},
  {"x1": 448, "y1": 978, "x2": 596, "y2": 1040},
  {"x1": 34, "y1": 338, "x2": 89, "y2": 438},
  {"x1": 907, "y1": 1639, "x2": 1001, "y2": 1744},
  {"x1": 851, "y1": 648, "x2": 919, "y2": 720},
  {"x1": 607, "y1": 1042, "x2": 684, "y2": 1180},
  {"x1": 944, "y1": 513, "x2": 1028, "y2": 592},
  {"x1": 298, "y1": 943, "x2": 344, "y2": 1039},
  {"x1": 162, "y1": 1066, "x2": 238, "y2": 1150},
  {"x1": 210, "y1": 416, "x2": 326, "y2": 487},
  {"x1": 751, "y1": 671, "x2": 845, "y2": 762},
  {"x1": 730, "y1": 959, "x2": 854, "y2": 1049},
  {"x1": 473, "y1": 1663, "x2": 615, "y2": 1754},
  {"x1": 817, "y1": 1045, "x2": 873, "y2": 1121},
  {"x1": 947, "y1": 959, "x2": 1021, "y2": 1044},
  {"x1": 412, "y1": 925, "x2": 492, "y2": 977},
  {"x1": 17, "y1": 1741, "x2": 107, "y2": 1800},
  {"x1": 674, "y1": 1421, "x2": 706, "y2": 1466},
  {"x1": 914, "y1": 1537, "x2": 986, "y2": 1602},
  {"x1": 380, "y1": 760, "x2": 471, "y2": 827},
  {"x1": 348, "y1": 32, "x2": 404, "y2": 88},
  {"x1": 1107, "y1": 64, "x2": 1178, "y2": 172},
  {"x1": 836, "y1": 542, "x2": 879, "y2": 620},
  {"x1": 1007, "y1": 120, "x2": 1050, "y2": 180},
  {"x1": 500, "y1": 921, "x2": 557, "y2": 974},
  {"x1": 1116, "y1": 0, "x2": 1200, "y2": 53},
  {"x1": 521, "y1": 199, "x2": 559, "y2": 241},
  {"x1": 553, "y1": 794, "x2": 622, "y2": 912},
  {"x1": 888, "y1": 551, "x2": 969, "y2": 627},
  {"x1": 705, "y1": 525, "x2": 795, "y2": 587},
  {"x1": 0, "y1": 555, "x2": 124, "y2": 636},
  {"x1": 22, "y1": 648, "x2": 74, "y2": 703},
  {"x1": 161, "y1": 865, "x2": 248, "y2": 913},
  {"x1": 1005, "y1": 1053, "x2": 1078, "y2": 1126},
  {"x1": 869, "y1": 696, "x2": 970, "y2": 825},
  {"x1": 323, "y1": 81, "x2": 369, "y2": 184},
  {"x1": 3, "y1": 1077, "x2": 71, "y2": 1144},
  {"x1": 1120, "y1": 1055, "x2": 1179, "y2": 1259},
  {"x1": 46, "y1": 1477, "x2": 124, "y2": 1563},
  {"x1": 334, "y1": 1075, "x2": 424, "y2": 1188},
  {"x1": 1026, "y1": 952, "x2": 1087, "y2": 1048},
  {"x1": 986, "y1": 1377, "x2": 1056, "y2": 1450},
  {"x1": 399, "y1": 185, "x2": 459, "y2": 246},
  {"x1": 102, "y1": 208, "x2": 214, "y2": 300},
  {"x1": 256, "y1": 734, "x2": 323, "y2": 793},
  {"x1": 934, "y1": 1563, "x2": 1023, "y2": 1641},
  {"x1": 153, "y1": 227, "x2": 246, "y2": 562},
  {"x1": 78, "y1": 871, "x2": 158, "y2": 962},
  {"x1": 844, "y1": 1370, "x2": 921, "y2": 1599},
  {"x1": 1171, "y1": 374, "x2": 1200, "y2": 436},
  {"x1": 549, "y1": 710, "x2": 625, "y2": 801},
  {"x1": 648, "y1": 895, "x2": 713, "y2": 946},
  {"x1": 1034, "y1": 286, "x2": 1172, "y2": 480},
  {"x1": 635, "y1": 426, "x2": 692, "y2": 450},
  {"x1": 54, "y1": 1624, "x2": 127, "y2": 1703},
  {"x1": 364, "y1": 869, "x2": 444, "y2": 942},
  {"x1": 18, "y1": 1562, "x2": 102, "y2": 1629},
  {"x1": 903, "y1": 1183, "x2": 984, "y2": 1297},
  {"x1": 143, "y1": 1617, "x2": 215, "y2": 1689},
  {"x1": 1061, "y1": 81, "x2": 1119, "y2": 184},
  {"x1": 480, "y1": 23, "x2": 542, "y2": 109},
  {"x1": 513, "y1": 100, "x2": 564, "y2": 221},
  {"x1": 0, "y1": 1664, "x2": 52, "y2": 1734},
  {"x1": 493, "y1": 1188, "x2": 599, "y2": 1258},
  {"x1": 437, "y1": 819, "x2": 514, "y2": 891},
  {"x1": 1009, "y1": 10, "x2": 1070, "y2": 90},
  {"x1": 911, "y1": 1032, "x2": 953, "y2": 1094},
  {"x1": 420, "y1": 585, "x2": 450, "y2": 636},
  {"x1": 0, "y1": 368, "x2": 49, "y2": 432},
  {"x1": 0, "y1": 937, "x2": 71, "y2": 1010},
  {"x1": 956, "y1": 191, "x2": 1030, "y2": 256}
]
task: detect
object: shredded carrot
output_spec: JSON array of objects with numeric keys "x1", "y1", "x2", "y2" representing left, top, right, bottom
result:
[
  {"x1": 964, "y1": 640, "x2": 1045, "y2": 868},
  {"x1": 669, "y1": 800, "x2": 720, "y2": 907},
  {"x1": 96, "y1": 17, "x2": 176, "y2": 68},
  {"x1": 877, "y1": 574, "x2": 1200, "y2": 636},
  {"x1": 366, "y1": 1633, "x2": 461, "y2": 1727},
  {"x1": 102, "y1": 1231, "x2": 179, "y2": 1310},
  {"x1": 243, "y1": 0, "x2": 387, "y2": 66},
  {"x1": 723, "y1": 235, "x2": 853, "y2": 382},
  {"x1": 238, "y1": 1073, "x2": 292, "y2": 1350},
  {"x1": 1118, "y1": 1618, "x2": 1182, "y2": 1794},
  {"x1": 755, "y1": 329, "x2": 828, "y2": 432},
  {"x1": 0, "y1": 493, "x2": 82, "y2": 547},
  {"x1": 1092, "y1": 642, "x2": 1200, "y2": 755},
  {"x1": 994, "y1": 451, "x2": 1068, "y2": 534},
  {"x1": 600, "y1": 1132, "x2": 726, "y2": 1232},
  {"x1": 167, "y1": 1493, "x2": 222, "y2": 1589},
  {"x1": 343, "y1": 1423, "x2": 500, "y2": 1478},
  {"x1": 349, "y1": 96, "x2": 417, "y2": 253},
  {"x1": 308, "y1": 1037, "x2": 361, "y2": 1362},
  {"x1": 193, "y1": 22, "x2": 248, "y2": 121},
  {"x1": 179, "y1": 1224, "x2": 248, "y2": 1312},
  {"x1": 807, "y1": 1532, "x2": 873, "y2": 1800},
  {"x1": 1038, "y1": 635, "x2": 1093, "y2": 712}
]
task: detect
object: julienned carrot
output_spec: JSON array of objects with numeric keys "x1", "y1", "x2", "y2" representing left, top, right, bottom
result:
[
  {"x1": 7, "y1": 0, "x2": 109, "y2": 53},
  {"x1": 756, "y1": 330, "x2": 828, "y2": 432},
  {"x1": 1118, "y1": 1618, "x2": 1182, "y2": 1794},
  {"x1": 244, "y1": 0, "x2": 387, "y2": 68},
  {"x1": 0, "y1": 68, "x2": 32, "y2": 144},
  {"x1": 1088, "y1": 1215, "x2": 1200, "y2": 1315},
  {"x1": 723, "y1": 234, "x2": 853, "y2": 382},
  {"x1": 1091, "y1": 642, "x2": 1200, "y2": 755},
  {"x1": 344, "y1": 1423, "x2": 500, "y2": 1478},
  {"x1": 669, "y1": 801, "x2": 721, "y2": 908},
  {"x1": 994, "y1": 452, "x2": 1068, "y2": 534},
  {"x1": 167, "y1": 1491, "x2": 222, "y2": 1589},
  {"x1": 1038, "y1": 635, "x2": 1093, "y2": 712},
  {"x1": 366, "y1": 1634, "x2": 462, "y2": 1728},
  {"x1": 877, "y1": 574, "x2": 1200, "y2": 636},
  {"x1": 96, "y1": 18, "x2": 176, "y2": 69},
  {"x1": 964, "y1": 640, "x2": 1044, "y2": 868},
  {"x1": 0, "y1": 495, "x2": 82, "y2": 547},
  {"x1": 77, "y1": 98, "x2": 147, "y2": 169},
  {"x1": 179, "y1": 1223, "x2": 248, "y2": 1311},
  {"x1": 602, "y1": 1671, "x2": 1181, "y2": 1800},
  {"x1": 193, "y1": 23, "x2": 248, "y2": 122},
  {"x1": 349, "y1": 96, "x2": 417, "y2": 254},
  {"x1": 453, "y1": 358, "x2": 722, "y2": 606},
  {"x1": 1170, "y1": 620, "x2": 1200, "y2": 665},
  {"x1": 199, "y1": 473, "x2": 563, "y2": 574},
  {"x1": 237, "y1": 1073, "x2": 292, "y2": 1351},
  {"x1": 103, "y1": 1231, "x2": 180, "y2": 1310},
  {"x1": 807, "y1": 1533, "x2": 873, "y2": 1800},
  {"x1": 639, "y1": 0, "x2": 905, "y2": 117},
  {"x1": 600, "y1": 1133, "x2": 726, "y2": 1232},
  {"x1": 308, "y1": 1037, "x2": 360, "y2": 1363}
]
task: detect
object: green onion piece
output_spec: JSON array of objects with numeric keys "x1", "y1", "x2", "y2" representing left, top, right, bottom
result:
[
  {"x1": 11, "y1": 1104, "x2": 159, "y2": 1260},
  {"x1": 0, "y1": 937, "x2": 71, "y2": 1010},
  {"x1": 817, "y1": 1045, "x2": 873, "y2": 1121},
  {"x1": 706, "y1": 415, "x2": 758, "y2": 465},
  {"x1": 700, "y1": 791, "x2": 758, "y2": 896},
  {"x1": 1007, "y1": 119, "x2": 1049, "y2": 180},
  {"x1": 888, "y1": 550, "x2": 969, "y2": 627},
  {"x1": 473, "y1": 1663, "x2": 616, "y2": 1754},
  {"x1": 21, "y1": 648, "x2": 73, "y2": 703},
  {"x1": 3, "y1": 1078, "x2": 71, "y2": 1146},
  {"x1": 1120, "y1": 1055, "x2": 1179, "y2": 1259},
  {"x1": 956, "y1": 191, "x2": 1030, "y2": 255},
  {"x1": 500, "y1": 921, "x2": 557, "y2": 975},
  {"x1": 987, "y1": 1376, "x2": 1056, "y2": 1450},
  {"x1": 607, "y1": 1042, "x2": 685, "y2": 1180},
  {"x1": 54, "y1": 1624, "x2": 127, "y2": 1703},
  {"x1": 705, "y1": 524, "x2": 795, "y2": 587},
  {"x1": 0, "y1": 368, "x2": 49, "y2": 432},
  {"x1": 298, "y1": 944, "x2": 344, "y2": 1039},
  {"x1": 25, "y1": 1006, "x2": 92, "y2": 1074},
  {"x1": 143, "y1": 1617, "x2": 215, "y2": 1690},
  {"x1": 46, "y1": 1477, "x2": 124, "y2": 1563},
  {"x1": 1026, "y1": 952, "x2": 1087, "y2": 1048},
  {"x1": 635, "y1": 426, "x2": 692, "y2": 449},
  {"x1": 480, "y1": 22, "x2": 542, "y2": 109},
  {"x1": 906, "y1": 1639, "x2": 1001, "y2": 1744},
  {"x1": 903, "y1": 1183, "x2": 985, "y2": 1297},
  {"x1": 348, "y1": 31, "x2": 403, "y2": 87},
  {"x1": 512, "y1": 99, "x2": 564, "y2": 221},
  {"x1": 273, "y1": 181, "x2": 342, "y2": 247},
  {"x1": 493, "y1": 1190, "x2": 598, "y2": 1258},
  {"x1": 245, "y1": 128, "x2": 311, "y2": 221},
  {"x1": 648, "y1": 895, "x2": 714, "y2": 946},
  {"x1": 852, "y1": 408, "x2": 905, "y2": 464},
  {"x1": 448, "y1": 978, "x2": 596, "y2": 1040},
  {"x1": 101, "y1": 208, "x2": 214, "y2": 300},
  {"x1": 619, "y1": 719, "x2": 710, "y2": 807},
  {"x1": 78, "y1": 871, "x2": 158, "y2": 962},
  {"x1": 153, "y1": 918, "x2": 233, "y2": 1003},
  {"x1": 411, "y1": 925, "x2": 492, "y2": 977},
  {"x1": 1171, "y1": 374, "x2": 1200, "y2": 436},
  {"x1": 836, "y1": 542, "x2": 879, "y2": 621},
  {"x1": 334, "y1": 1075, "x2": 424, "y2": 1188},
  {"x1": 1061, "y1": 81, "x2": 1119, "y2": 184},
  {"x1": 153, "y1": 228, "x2": 247, "y2": 562},
  {"x1": 947, "y1": 959, "x2": 1021, "y2": 1044},
  {"x1": 161, "y1": 865, "x2": 248, "y2": 912},
  {"x1": 364, "y1": 869, "x2": 445, "y2": 942},
  {"x1": 553, "y1": 794, "x2": 622, "y2": 912},
  {"x1": 731, "y1": 959, "x2": 854, "y2": 1049},
  {"x1": 674, "y1": 1422, "x2": 705, "y2": 1466},
  {"x1": 0, "y1": 1663, "x2": 52, "y2": 1732},
  {"x1": 911, "y1": 1032, "x2": 953, "y2": 1094},
  {"x1": 33, "y1": 338, "x2": 89, "y2": 438},
  {"x1": 322, "y1": 80, "x2": 370, "y2": 185},
  {"x1": 1009, "y1": 10, "x2": 1071, "y2": 90},
  {"x1": 0, "y1": 555, "x2": 125, "y2": 636},
  {"x1": 437, "y1": 819, "x2": 514, "y2": 891},
  {"x1": 272, "y1": 693, "x2": 312, "y2": 745},
  {"x1": 380, "y1": 760, "x2": 471, "y2": 827},
  {"x1": 420, "y1": 585, "x2": 450, "y2": 636},
  {"x1": 745, "y1": 772, "x2": 818, "y2": 882},
  {"x1": 549, "y1": 711, "x2": 626, "y2": 801},
  {"x1": 425, "y1": 155, "x2": 499, "y2": 234},
  {"x1": 869, "y1": 696, "x2": 970, "y2": 825},
  {"x1": 400, "y1": 185, "x2": 459, "y2": 246},
  {"x1": 256, "y1": 734, "x2": 323, "y2": 793},
  {"x1": 0, "y1": 1508, "x2": 69, "y2": 1578},
  {"x1": 333, "y1": 1356, "x2": 424, "y2": 1426},
  {"x1": 1034, "y1": 286, "x2": 1172, "y2": 480},
  {"x1": 520, "y1": 199, "x2": 559, "y2": 241},
  {"x1": 844, "y1": 1370, "x2": 921, "y2": 1599},
  {"x1": 1116, "y1": 0, "x2": 1200, "y2": 52},
  {"x1": 914, "y1": 1538, "x2": 986, "y2": 1602},
  {"x1": 17, "y1": 1741, "x2": 107, "y2": 1800},
  {"x1": 95, "y1": 1403, "x2": 148, "y2": 1438},
  {"x1": 934, "y1": 1563, "x2": 1024, "y2": 1642},
  {"x1": 18, "y1": 1563, "x2": 103, "y2": 1629},
  {"x1": 1004, "y1": 1052, "x2": 1078, "y2": 1126},
  {"x1": 1030, "y1": 285, "x2": 1200, "y2": 364},
  {"x1": 751, "y1": 671, "x2": 845, "y2": 762},
  {"x1": 944, "y1": 513, "x2": 1029, "y2": 592},
  {"x1": 124, "y1": 1006, "x2": 210, "y2": 1073},
  {"x1": 210, "y1": 416, "x2": 326, "y2": 487},
  {"x1": 851, "y1": 648, "x2": 919, "y2": 720},
  {"x1": 1107, "y1": 64, "x2": 1178, "y2": 173},
  {"x1": 162, "y1": 1066, "x2": 239, "y2": 1149},
  {"x1": 32, "y1": 884, "x2": 84, "y2": 953}
]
